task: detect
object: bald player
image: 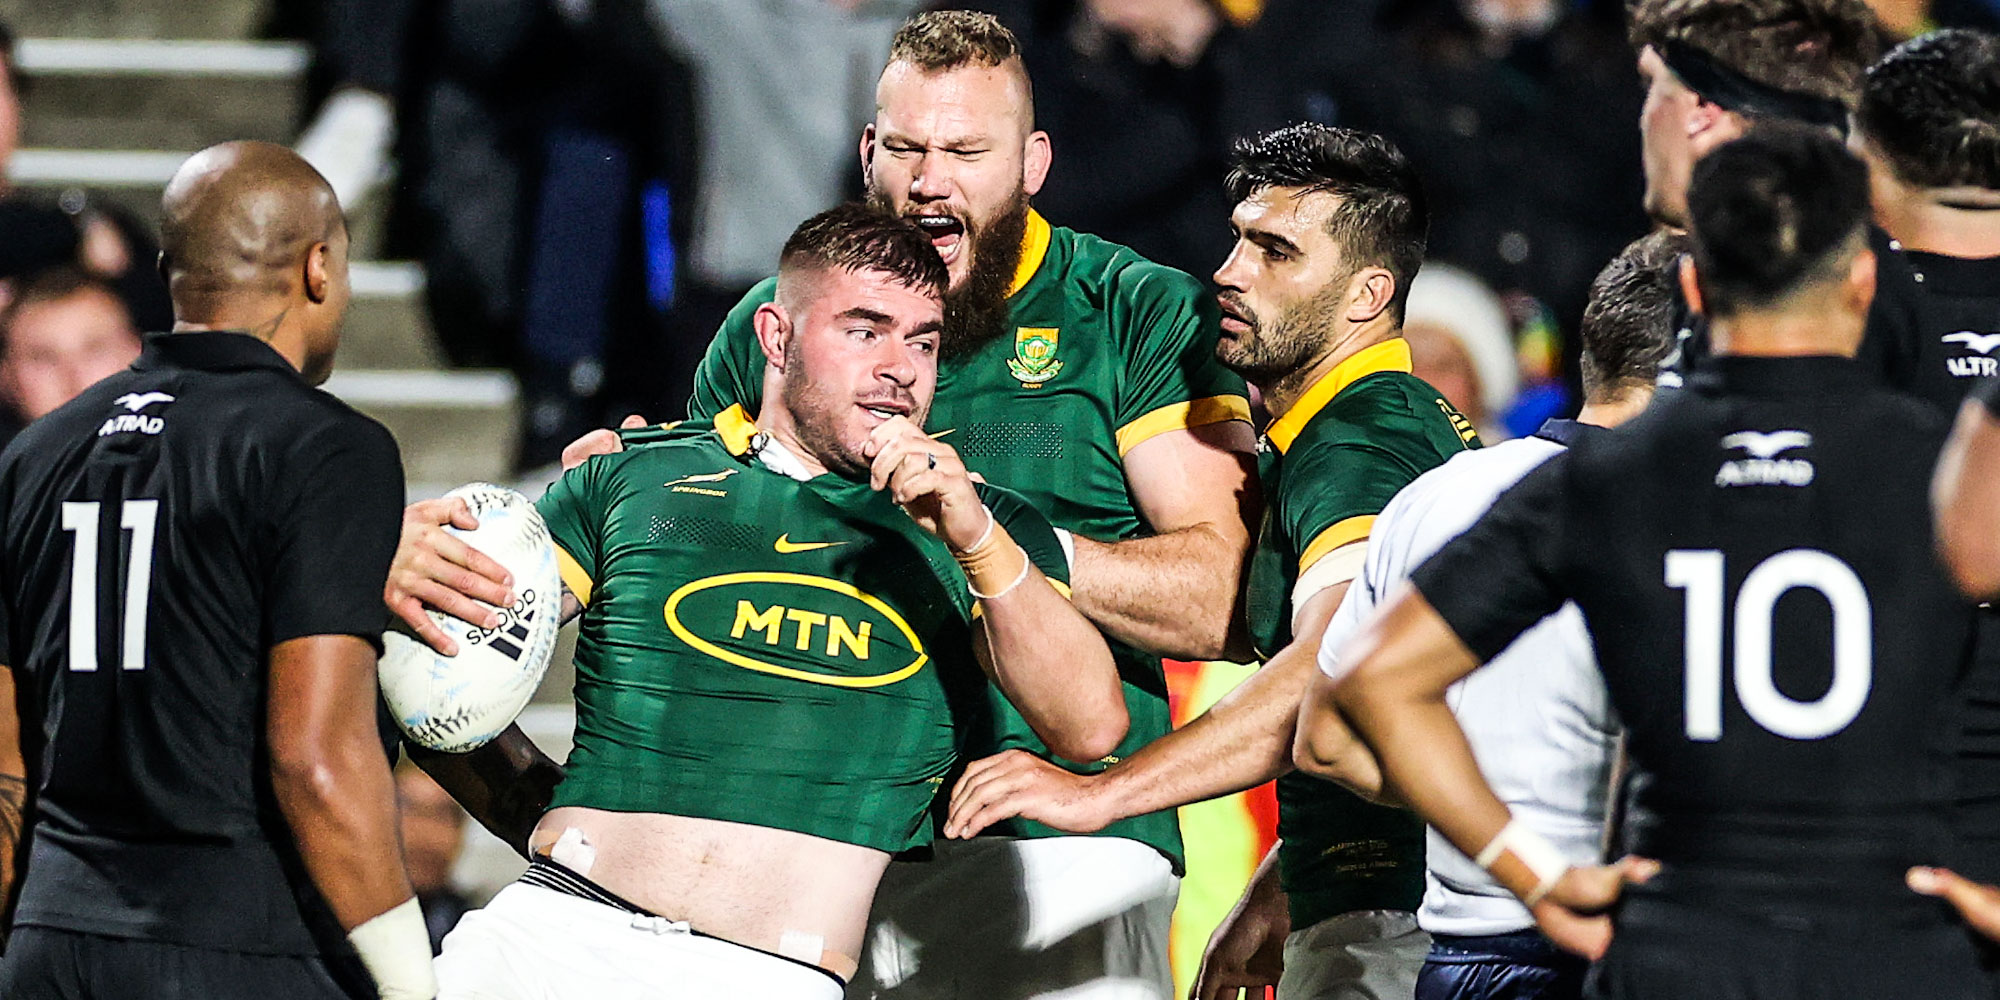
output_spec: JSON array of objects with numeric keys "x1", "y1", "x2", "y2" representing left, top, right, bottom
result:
[{"x1": 0, "y1": 142, "x2": 433, "y2": 999}]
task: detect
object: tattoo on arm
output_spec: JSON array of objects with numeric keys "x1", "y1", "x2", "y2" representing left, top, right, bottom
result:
[{"x1": 0, "y1": 771, "x2": 29, "y2": 938}]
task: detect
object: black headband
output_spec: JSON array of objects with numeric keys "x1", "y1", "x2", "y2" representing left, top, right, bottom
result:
[{"x1": 1660, "y1": 40, "x2": 1851, "y2": 135}]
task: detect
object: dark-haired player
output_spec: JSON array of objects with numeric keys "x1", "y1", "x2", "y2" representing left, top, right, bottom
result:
[
  {"x1": 391, "y1": 12, "x2": 1255, "y2": 999},
  {"x1": 1293, "y1": 230, "x2": 1685, "y2": 1000},
  {"x1": 418, "y1": 204, "x2": 1124, "y2": 1000},
  {"x1": 1849, "y1": 29, "x2": 2000, "y2": 888},
  {"x1": 946, "y1": 123, "x2": 1477, "y2": 1000},
  {"x1": 0, "y1": 142, "x2": 432, "y2": 998},
  {"x1": 1330, "y1": 126, "x2": 1989, "y2": 998}
]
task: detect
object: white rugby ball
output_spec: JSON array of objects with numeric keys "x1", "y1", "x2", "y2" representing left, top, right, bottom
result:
[{"x1": 379, "y1": 483, "x2": 563, "y2": 752}]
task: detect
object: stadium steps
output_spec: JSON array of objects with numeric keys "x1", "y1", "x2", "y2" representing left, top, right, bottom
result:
[{"x1": 8, "y1": 39, "x2": 522, "y2": 491}]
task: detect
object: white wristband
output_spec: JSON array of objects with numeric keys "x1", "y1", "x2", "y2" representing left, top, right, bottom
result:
[
  {"x1": 1473, "y1": 817, "x2": 1571, "y2": 907},
  {"x1": 348, "y1": 897, "x2": 438, "y2": 999}
]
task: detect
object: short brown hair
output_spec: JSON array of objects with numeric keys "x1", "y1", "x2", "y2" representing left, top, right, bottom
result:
[
  {"x1": 1629, "y1": 0, "x2": 1883, "y2": 108},
  {"x1": 1580, "y1": 231, "x2": 1687, "y2": 398},
  {"x1": 889, "y1": 10, "x2": 1021, "y2": 71},
  {"x1": 779, "y1": 203, "x2": 949, "y2": 299},
  {"x1": 0, "y1": 266, "x2": 130, "y2": 352},
  {"x1": 1225, "y1": 124, "x2": 1428, "y2": 322}
]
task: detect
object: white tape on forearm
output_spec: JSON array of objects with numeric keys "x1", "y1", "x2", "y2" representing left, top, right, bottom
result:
[
  {"x1": 348, "y1": 897, "x2": 438, "y2": 999},
  {"x1": 1052, "y1": 527, "x2": 1076, "y2": 574},
  {"x1": 1473, "y1": 817, "x2": 1570, "y2": 906}
]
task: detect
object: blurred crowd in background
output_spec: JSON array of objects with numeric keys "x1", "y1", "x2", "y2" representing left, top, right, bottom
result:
[{"x1": 20, "y1": 0, "x2": 1999, "y2": 470}]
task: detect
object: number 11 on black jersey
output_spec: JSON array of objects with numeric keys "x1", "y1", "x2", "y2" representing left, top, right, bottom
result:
[{"x1": 60, "y1": 499, "x2": 161, "y2": 673}]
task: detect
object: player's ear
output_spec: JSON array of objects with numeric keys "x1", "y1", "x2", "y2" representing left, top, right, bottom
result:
[
  {"x1": 860, "y1": 123, "x2": 878, "y2": 180},
  {"x1": 303, "y1": 242, "x2": 331, "y2": 305},
  {"x1": 1345, "y1": 267, "x2": 1396, "y2": 324},
  {"x1": 1846, "y1": 247, "x2": 1878, "y2": 317},
  {"x1": 752, "y1": 302, "x2": 790, "y2": 369},
  {"x1": 1023, "y1": 130, "x2": 1052, "y2": 198},
  {"x1": 1678, "y1": 255, "x2": 1706, "y2": 317}
]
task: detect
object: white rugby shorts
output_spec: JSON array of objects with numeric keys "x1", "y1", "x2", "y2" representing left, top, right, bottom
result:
[
  {"x1": 853, "y1": 835, "x2": 1180, "y2": 1000},
  {"x1": 434, "y1": 882, "x2": 844, "y2": 1000}
]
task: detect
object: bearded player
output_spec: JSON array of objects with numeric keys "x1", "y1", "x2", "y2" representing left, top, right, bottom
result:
[
  {"x1": 392, "y1": 11, "x2": 1259, "y2": 999},
  {"x1": 406, "y1": 204, "x2": 1125, "y2": 1000},
  {"x1": 945, "y1": 124, "x2": 1478, "y2": 999}
]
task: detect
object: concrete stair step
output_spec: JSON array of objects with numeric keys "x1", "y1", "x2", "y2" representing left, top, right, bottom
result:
[
  {"x1": 320, "y1": 370, "x2": 520, "y2": 486},
  {"x1": 11, "y1": 146, "x2": 396, "y2": 260},
  {"x1": 17, "y1": 39, "x2": 308, "y2": 152},
  {"x1": 0, "y1": 0, "x2": 272, "y2": 40},
  {"x1": 345, "y1": 262, "x2": 443, "y2": 371}
]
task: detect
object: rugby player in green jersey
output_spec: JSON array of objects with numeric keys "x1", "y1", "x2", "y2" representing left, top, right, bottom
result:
[
  {"x1": 946, "y1": 125, "x2": 1480, "y2": 1000},
  {"x1": 503, "y1": 12, "x2": 1258, "y2": 999},
  {"x1": 384, "y1": 205, "x2": 1124, "y2": 999}
]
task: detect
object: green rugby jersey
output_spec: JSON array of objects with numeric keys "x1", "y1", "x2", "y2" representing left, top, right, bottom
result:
[
  {"x1": 1245, "y1": 339, "x2": 1479, "y2": 928},
  {"x1": 686, "y1": 211, "x2": 1250, "y2": 869},
  {"x1": 535, "y1": 408, "x2": 1070, "y2": 854}
]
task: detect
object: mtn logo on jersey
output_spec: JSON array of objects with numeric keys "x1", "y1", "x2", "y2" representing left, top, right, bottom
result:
[
  {"x1": 1716, "y1": 430, "x2": 1814, "y2": 487},
  {"x1": 1944, "y1": 331, "x2": 2000, "y2": 378},
  {"x1": 663, "y1": 571, "x2": 929, "y2": 688},
  {"x1": 98, "y1": 392, "x2": 176, "y2": 437}
]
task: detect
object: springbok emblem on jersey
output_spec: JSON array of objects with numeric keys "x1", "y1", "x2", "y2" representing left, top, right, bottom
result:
[
  {"x1": 1717, "y1": 430, "x2": 1814, "y2": 487},
  {"x1": 113, "y1": 392, "x2": 175, "y2": 412},
  {"x1": 1007, "y1": 327, "x2": 1063, "y2": 387}
]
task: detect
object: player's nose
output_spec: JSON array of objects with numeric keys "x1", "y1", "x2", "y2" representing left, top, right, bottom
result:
[{"x1": 909, "y1": 153, "x2": 954, "y2": 201}]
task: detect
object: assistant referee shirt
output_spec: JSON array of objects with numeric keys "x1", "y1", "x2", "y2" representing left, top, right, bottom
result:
[
  {"x1": 1319, "y1": 421, "x2": 1616, "y2": 937},
  {"x1": 0, "y1": 331, "x2": 403, "y2": 954}
]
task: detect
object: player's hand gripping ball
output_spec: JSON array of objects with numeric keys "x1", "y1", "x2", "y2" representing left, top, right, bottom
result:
[{"x1": 378, "y1": 484, "x2": 561, "y2": 752}]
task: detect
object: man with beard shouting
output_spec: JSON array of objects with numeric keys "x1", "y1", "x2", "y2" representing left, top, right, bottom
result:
[
  {"x1": 681, "y1": 13, "x2": 1258, "y2": 998},
  {"x1": 386, "y1": 11, "x2": 1257, "y2": 1000}
]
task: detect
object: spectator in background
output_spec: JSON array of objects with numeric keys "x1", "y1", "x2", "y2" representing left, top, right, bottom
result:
[
  {"x1": 0, "y1": 267, "x2": 142, "y2": 448},
  {"x1": 276, "y1": 0, "x2": 701, "y2": 470},
  {"x1": 0, "y1": 21, "x2": 172, "y2": 333},
  {"x1": 1404, "y1": 263, "x2": 1521, "y2": 441},
  {"x1": 645, "y1": 0, "x2": 928, "y2": 422},
  {"x1": 958, "y1": 0, "x2": 1239, "y2": 279},
  {"x1": 1243, "y1": 0, "x2": 1649, "y2": 394},
  {"x1": 395, "y1": 761, "x2": 471, "y2": 955}
]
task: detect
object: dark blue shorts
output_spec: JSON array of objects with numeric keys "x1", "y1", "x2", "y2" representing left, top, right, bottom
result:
[{"x1": 1417, "y1": 928, "x2": 1587, "y2": 1000}]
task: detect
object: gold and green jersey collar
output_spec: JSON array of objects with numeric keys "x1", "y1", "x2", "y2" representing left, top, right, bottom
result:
[
  {"x1": 1264, "y1": 339, "x2": 1414, "y2": 454},
  {"x1": 1007, "y1": 210, "x2": 1054, "y2": 299}
]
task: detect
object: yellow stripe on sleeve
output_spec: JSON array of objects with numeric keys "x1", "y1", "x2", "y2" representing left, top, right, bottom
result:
[
  {"x1": 554, "y1": 545, "x2": 594, "y2": 608},
  {"x1": 1115, "y1": 395, "x2": 1254, "y2": 457},
  {"x1": 1298, "y1": 515, "x2": 1377, "y2": 574}
]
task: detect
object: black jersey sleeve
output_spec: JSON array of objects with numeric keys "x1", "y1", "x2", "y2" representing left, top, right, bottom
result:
[
  {"x1": 263, "y1": 415, "x2": 405, "y2": 653},
  {"x1": 1409, "y1": 456, "x2": 1573, "y2": 662}
]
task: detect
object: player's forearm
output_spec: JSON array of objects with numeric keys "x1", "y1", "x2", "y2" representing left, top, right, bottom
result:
[
  {"x1": 1934, "y1": 400, "x2": 2000, "y2": 598},
  {"x1": 1294, "y1": 668, "x2": 1388, "y2": 801},
  {"x1": 1336, "y1": 656, "x2": 1512, "y2": 884},
  {"x1": 407, "y1": 724, "x2": 564, "y2": 857},
  {"x1": 979, "y1": 574, "x2": 1128, "y2": 762},
  {"x1": 0, "y1": 771, "x2": 26, "y2": 929},
  {"x1": 272, "y1": 734, "x2": 415, "y2": 931},
  {"x1": 1089, "y1": 641, "x2": 1316, "y2": 821},
  {"x1": 1070, "y1": 524, "x2": 1249, "y2": 661}
]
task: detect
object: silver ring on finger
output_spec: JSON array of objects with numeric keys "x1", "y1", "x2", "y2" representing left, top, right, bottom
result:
[{"x1": 927, "y1": 453, "x2": 938, "y2": 470}]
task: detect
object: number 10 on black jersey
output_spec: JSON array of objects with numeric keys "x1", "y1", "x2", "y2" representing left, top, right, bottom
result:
[
  {"x1": 1667, "y1": 548, "x2": 1873, "y2": 742},
  {"x1": 60, "y1": 499, "x2": 161, "y2": 673}
]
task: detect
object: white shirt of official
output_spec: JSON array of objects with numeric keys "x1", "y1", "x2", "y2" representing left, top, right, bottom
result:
[{"x1": 1317, "y1": 434, "x2": 1621, "y2": 938}]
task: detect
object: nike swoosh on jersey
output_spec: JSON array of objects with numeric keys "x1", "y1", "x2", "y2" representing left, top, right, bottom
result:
[{"x1": 774, "y1": 534, "x2": 848, "y2": 554}]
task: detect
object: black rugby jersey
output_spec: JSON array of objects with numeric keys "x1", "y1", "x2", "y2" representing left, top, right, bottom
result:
[
  {"x1": 0, "y1": 331, "x2": 403, "y2": 954},
  {"x1": 1663, "y1": 228, "x2": 2000, "y2": 412},
  {"x1": 1414, "y1": 356, "x2": 1976, "y2": 882}
]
